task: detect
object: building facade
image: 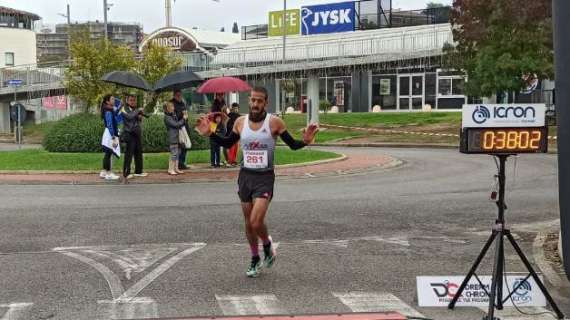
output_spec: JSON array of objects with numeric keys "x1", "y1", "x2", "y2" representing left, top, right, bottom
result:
[
  {"x1": 37, "y1": 22, "x2": 143, "y2": 63},
  {"x1": 0, "y1": 6, "x2": 40, "y2": 67}
]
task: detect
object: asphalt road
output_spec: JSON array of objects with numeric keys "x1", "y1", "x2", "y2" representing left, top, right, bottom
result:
[{"x1": 0, "y1": 147, "x2": 568, "y2": 320}]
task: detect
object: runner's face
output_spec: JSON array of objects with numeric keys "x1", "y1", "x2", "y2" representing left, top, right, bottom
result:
[{"x1": 249, "y1": 91, "x2": 267, "y2": 116}]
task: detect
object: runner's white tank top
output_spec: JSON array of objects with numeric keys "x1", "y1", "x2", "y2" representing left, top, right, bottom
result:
[{"x1": 240, "y1": 114, "x2": 276, "y2": 172}]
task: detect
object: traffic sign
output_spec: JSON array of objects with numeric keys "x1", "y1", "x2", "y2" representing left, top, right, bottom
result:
[{"x1": 7, "y1": 79, "x2": 23, "y2": 87}]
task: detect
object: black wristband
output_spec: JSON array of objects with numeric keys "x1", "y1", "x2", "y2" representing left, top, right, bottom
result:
[{"x1": 280, "y1": 130, "x2": 307, "y2": 150}]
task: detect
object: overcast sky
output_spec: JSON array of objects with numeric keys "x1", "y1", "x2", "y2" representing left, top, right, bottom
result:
[{"x1": 0, "y1": 0, "x2": 451, "y2": 33}]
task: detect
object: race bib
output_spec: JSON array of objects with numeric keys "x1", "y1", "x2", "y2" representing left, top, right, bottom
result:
[{"x1": 244, "y1": 150, "x2": 268, "y2": 169}]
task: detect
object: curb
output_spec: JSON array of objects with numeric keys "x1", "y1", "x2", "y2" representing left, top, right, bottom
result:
[
  {"x1": 0, "y1": 153, "x2": 347, "y2": 176},
  {"x1": 533, "y1": 232, "x2": 570, "y2": 288}
]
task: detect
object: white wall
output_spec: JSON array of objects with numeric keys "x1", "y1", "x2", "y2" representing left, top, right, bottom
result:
[{"x1": 0, "y1": 28, "x2": 37, "y2": 67}]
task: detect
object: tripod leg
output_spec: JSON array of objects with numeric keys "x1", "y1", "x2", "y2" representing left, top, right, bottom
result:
[
  {"x1": 449, "y1": 231, "x2": 498, "y2": 310},
  {"x1": 496, "y1": 233, "x2": 504, "y2": 310},
  {"x1": 487, "y1": 230, "x2": 504, "y2": 320},
  {"x1": 505, "y1": 232, "x2": 565, "y2": 320}
]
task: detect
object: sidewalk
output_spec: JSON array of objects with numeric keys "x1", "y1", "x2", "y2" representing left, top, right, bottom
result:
[{"x1": 0, "y1": 151, "x2": 400, "y2": 185}]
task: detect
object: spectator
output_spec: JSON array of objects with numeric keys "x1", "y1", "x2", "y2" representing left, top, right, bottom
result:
[
  {"x1": 170, "y1": 90, "x2": 190, "y2": 170},
  {"x1": 210, "y1": 113, "x2": 226, "y2": 168},
  {"x1": 226, "y1": 103, "x2": 241, "y2": 166},
  {"x1": 211, "y1": 92, "x2": 226, "y2": 113},
  {"x1": 121, "y1": 94, "x2": 147, "y2": 181},
  {"x1": 164, "y1": 101, "x2": 188, "y2": 175},
  {"x1": 100, "y1": 95, "x2": 120, "y2": 181}
]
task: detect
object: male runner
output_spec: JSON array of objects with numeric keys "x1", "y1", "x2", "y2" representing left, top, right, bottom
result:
[{"x1": 196, "y1": 86, "x2": 318, "y2": 277}]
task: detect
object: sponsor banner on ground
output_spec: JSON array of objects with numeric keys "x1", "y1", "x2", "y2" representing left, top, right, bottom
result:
[
  {"x1": 417, "y1": 275, "x2": 546, "y2": 307},
  {"x1": 462, "y1": 104, "x2": 546, "y2": 128}
]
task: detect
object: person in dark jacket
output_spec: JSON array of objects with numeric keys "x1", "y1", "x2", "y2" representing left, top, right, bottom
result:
[
  {"x1": 121, "y1": 94, "x2": 147, "y2": 180},
  {"x1": 164, "y1": 101, "x2": 188, "y2": 175},
  {"x1": 100, "y1": 95, "x2": 120, "y2": 181},
  {"x1": 170, "y1": 90, "x2": 190, "y2": 170},
  {"x1": 210, "y1": 113, "x2": 226, "y2": 168},
  {"x1": 226, "y1": 103, "x2": 241, "y2": 165},
  {"x1": 211, "y1": 92, "x2": 226, "y2": 113}
]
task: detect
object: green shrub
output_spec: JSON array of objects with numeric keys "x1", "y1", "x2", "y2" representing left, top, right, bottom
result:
[{"x1": 43, "y1": 113, "x2": 209, "y2": 153}]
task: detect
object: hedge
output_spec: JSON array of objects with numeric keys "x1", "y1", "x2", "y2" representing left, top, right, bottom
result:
[{"x1": 43, "y1": 113, "x2": 209, "y2": 153}]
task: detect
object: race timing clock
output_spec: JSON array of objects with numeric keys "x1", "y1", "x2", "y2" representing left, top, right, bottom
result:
[{"x1": 460, "y1": 104, "x2": 548, "y2": 155}]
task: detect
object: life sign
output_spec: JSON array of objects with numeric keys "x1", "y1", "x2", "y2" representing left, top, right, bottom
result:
[
  {"x1": 301, "y1": 1, "x2": 355, "y2": 35},
  {"x1": 268, "y1": 9, "x2": 301, "y2": 37}
]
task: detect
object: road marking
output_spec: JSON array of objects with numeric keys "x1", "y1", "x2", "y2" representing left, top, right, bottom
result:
[
  {"x1": 477, "y1": 307, "x2": 555, "y2": 320},
  {"x1": 333, "y1": 292, "x2": 424, "y2": 318},
  {"x1": 358, "y1": 236, "x2": 410, "y2": 247},
  {"x1": 57, "y1": 250, "x2": 124, "y2": 300},
  {"x1": 54, "y1": 243, "x2": 206, "y2": 302},
  {"x1": 118, "y1": 244, "x2": 205, "y2": 301},
  {"x1": 0, "y1": 303, "x2": 33, "y2": 320},
  {"x1": 302, "y1": 239, "x2": 349, "y2": 248},
  {"x1": 98, "y1": 297, "x2": 158, "y2": 320},
  {"x1": 215, "y1": 294, "x2": 286, "y2": 316}
]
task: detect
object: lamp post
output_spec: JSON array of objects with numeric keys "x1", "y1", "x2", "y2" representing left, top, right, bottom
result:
[{"x1": 58, "y1": 4, "x2": 71, "y2": 60}]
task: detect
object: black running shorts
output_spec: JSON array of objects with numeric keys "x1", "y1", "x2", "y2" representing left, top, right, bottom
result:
[{"x1": 237, "y1": 169, "x2": 275, "y2": 203}]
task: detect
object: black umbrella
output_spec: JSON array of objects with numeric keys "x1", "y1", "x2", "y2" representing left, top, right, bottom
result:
[
  {"x1": 101, "y1": 71, "x2": 152, "y2": 91},
  {"x1": 153, "y1": 70, "x2": 202, "y2": 93}
]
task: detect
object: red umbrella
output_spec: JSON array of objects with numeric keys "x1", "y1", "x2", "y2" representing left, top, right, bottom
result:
[{"x1": 197, "y1": 76, "x2": 252, "y2": 94}]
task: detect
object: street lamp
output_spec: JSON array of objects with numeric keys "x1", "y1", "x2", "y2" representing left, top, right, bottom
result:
[
  {"x1": 103, "y1": 0, "x2": 114, "y2": 40},
  {"x1": 58, "y1": 4, "x2": 71, "y2": 61}
]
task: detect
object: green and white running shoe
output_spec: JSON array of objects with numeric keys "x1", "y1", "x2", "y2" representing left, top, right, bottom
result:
[
  {"x1": 246, "y1": 256, "x2": 262, "y2": 278},
  {"x1": 263, "y1": 236, "x2": 276, "y2": 269}
]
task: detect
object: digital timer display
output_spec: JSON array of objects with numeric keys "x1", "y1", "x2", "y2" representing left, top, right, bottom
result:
[{"x1": 460, "y1": 127, "x2": 548, "y2": 154}]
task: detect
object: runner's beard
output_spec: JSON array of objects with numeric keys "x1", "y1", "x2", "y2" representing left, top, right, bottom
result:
[{"x1": 249, "y1": 109, "x2": 267, "y2": 123}]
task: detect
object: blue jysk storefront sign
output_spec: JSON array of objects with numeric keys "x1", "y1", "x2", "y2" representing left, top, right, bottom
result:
[{"x1": 301, "y1": 1, "x2": 355, "y2": 35}]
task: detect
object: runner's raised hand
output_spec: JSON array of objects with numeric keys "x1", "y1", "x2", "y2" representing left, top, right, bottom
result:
[
  {"x1": 303, "y1": 123, "x2": 319, "y2": 144},
  {"x1": 195, "y1": 116, "x2": 211, "y2": 136}
]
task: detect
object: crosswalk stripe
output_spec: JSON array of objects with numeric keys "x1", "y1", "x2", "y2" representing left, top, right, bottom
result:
[
  {"x1": 333, "y1": 292, "x2": 424, "y2": 318},
  {"x1": 0, "y1": 303, "x2": 33, "y2": 320},
  {"x1": 477, "y1": 307, "x2": 556, "y2": 320},
  {"x1": 215, "y1": 294, "x2": 286, "y2": 316}
]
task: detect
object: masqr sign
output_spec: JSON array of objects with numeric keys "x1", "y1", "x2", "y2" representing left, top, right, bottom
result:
[{"x1": 417, "y1": 276, "x2": 546, "y2": 307}]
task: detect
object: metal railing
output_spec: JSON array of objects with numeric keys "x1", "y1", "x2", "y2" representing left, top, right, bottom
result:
[
  {"x1": 211, "y1": 25, "x2": 453, "y2": 69},
  {"x1": 0, "y1": 62, "x2": 68, "y2": 94}
]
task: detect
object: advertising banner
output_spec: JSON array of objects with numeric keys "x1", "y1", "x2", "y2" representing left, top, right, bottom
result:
[
  {"x1": 42, "y1": 96, "x2": 67, "y2": 110},
  {"x1": 301, "y1": 1, "x2": 355, "y2": 36},
  {"x1": 462, "y1": 104, "x2": 546, "y2": 128},
  {"x1": 268, "y1": 9, "x2": 301, "y2": 37},
  {"x1": 417, "y1": 276, "x2": 546, "y2": 307}
]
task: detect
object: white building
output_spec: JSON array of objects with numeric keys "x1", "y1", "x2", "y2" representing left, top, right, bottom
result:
[
  {"x1": 0, "y1": 6, "x2": 40, "y2": 134},
  {"x1": 0, "y1": 6, "x2": 39, "y2": 67}
]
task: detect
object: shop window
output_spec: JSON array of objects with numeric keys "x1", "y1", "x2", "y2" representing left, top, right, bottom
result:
[
  {"x1": 438, "y1": 76, "x2": 465, "y2": 96},
  {"x1": 5, "y1": 52, "x2": 14, "y2": 66}
]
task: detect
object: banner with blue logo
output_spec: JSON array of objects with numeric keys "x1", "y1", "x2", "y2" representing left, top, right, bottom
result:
[{"x1": 301, "y1": 1, "x2": 355, "y2": 36}]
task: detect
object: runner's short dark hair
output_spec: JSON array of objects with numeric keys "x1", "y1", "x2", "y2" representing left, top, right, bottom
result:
[{"x1": 252, "y1": 86, "x2": 269, "y2": 101}]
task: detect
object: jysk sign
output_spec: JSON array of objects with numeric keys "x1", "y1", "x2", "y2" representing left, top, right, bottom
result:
[
  {"x1": 301, "y1": 1, "x2": 355, "y2": 35},
  {"x1": 417, "y1": 276, "x2": 546, "y2": 307},
  {"x1": 268, "y1": 9, "x2": 301, "y2": 37}
]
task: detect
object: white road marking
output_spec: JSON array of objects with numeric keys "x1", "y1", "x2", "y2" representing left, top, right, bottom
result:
[
  {"x1": 215, "y1": 294, "x2": 286, "y2": 316},
  {"x1": 98, "y1": 297, "x2": 158, "y2": 320},
  {"x1": 359, "y1": 236, "x2": 410, "y2": 247},
  {"x1": 0, "y1": 303, "x2": 33, "y2": 320},
  {"x1": 303, "y1": 239, "x2": 349, "y2": 248},
  {"x1": 118, "y1": 244, "x2": 206, "y2": 301},
  {"x1": 477, "y1": 307, "x2": 556, "y2": 320},
  {"x1": 56, "y1": 250, "x2": 124, "y2": 300},
  {"x1": 333, "y1": 291, "x2": 424, "y2": 318}
]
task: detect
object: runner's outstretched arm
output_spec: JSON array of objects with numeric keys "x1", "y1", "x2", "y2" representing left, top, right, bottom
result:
[{"x1": 274, "y1": 117, "x2": 319, "y2": 150}]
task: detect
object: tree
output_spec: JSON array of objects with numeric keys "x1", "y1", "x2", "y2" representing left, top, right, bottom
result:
[
  {"x1": 137, "y1": 43, "x2": 183, "y2": 113},
  {"x1": 64, "y1": 29, "x2": 137, "y2": 112},
  {"x1": 232, "y1": 22, "x2": 239, "y2": 34},
  {"x1": 446, "y1": 0, "x2": 553, "y2": 97}
]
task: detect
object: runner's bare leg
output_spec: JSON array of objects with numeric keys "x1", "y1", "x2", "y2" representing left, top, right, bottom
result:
[
  {"x1": 249, "y1": 198, "x2": 270, "y2": 241},
  {"x1": 241, "y1": 202, "x2": 258, "y2": 248}
]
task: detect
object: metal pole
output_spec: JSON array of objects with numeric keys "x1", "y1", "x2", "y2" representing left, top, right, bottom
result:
[
  {"x1": 282, "y1": 0, "x2": 287, "y2": 65},
  {"x1": 103, "y1": 0, "x2": 108, "y2": 40},
  {"x1": 13, "y1": 88, "x2": 17, "y2": 144},
  {"x1": 67, "y1": 4, "x2": 71, "y2": 61},
  {"x1": 554, "y1": 0, "x2": 570, "y2": 279},
  {"x1": 165, "y1": 0, "x2": 172, "y2": 27}
]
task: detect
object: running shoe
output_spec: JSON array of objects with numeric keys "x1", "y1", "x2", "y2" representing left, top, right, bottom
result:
[
  {"x1": 100, "y1": 171, "x2": 108, "y2": 179},
  {"x1": 105, "y1": 173, "x2": 120, "y2": 181},
  {"x1": 246, "y1": 256, "x2": 262, "y2": 278},
  {"x1": 133, "y1": 173, "x2": 148, "y2": 177},
  {"x1": 263, "y1": 236, "x2": 276, "y2": 269}
]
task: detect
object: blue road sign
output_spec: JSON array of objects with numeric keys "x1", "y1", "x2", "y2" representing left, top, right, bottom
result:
[{"x1": 7, "y1": 79, "x2": 23, "y2": 86}]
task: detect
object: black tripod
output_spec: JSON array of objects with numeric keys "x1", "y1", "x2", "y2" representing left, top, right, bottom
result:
[{"x1": 448, "y1": 155, "x2": 565, "y2": 320}]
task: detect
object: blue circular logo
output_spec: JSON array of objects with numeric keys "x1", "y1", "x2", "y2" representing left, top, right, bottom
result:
[{"x1": 472, "y1": 106, "x2": 491, "y2": 124}]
